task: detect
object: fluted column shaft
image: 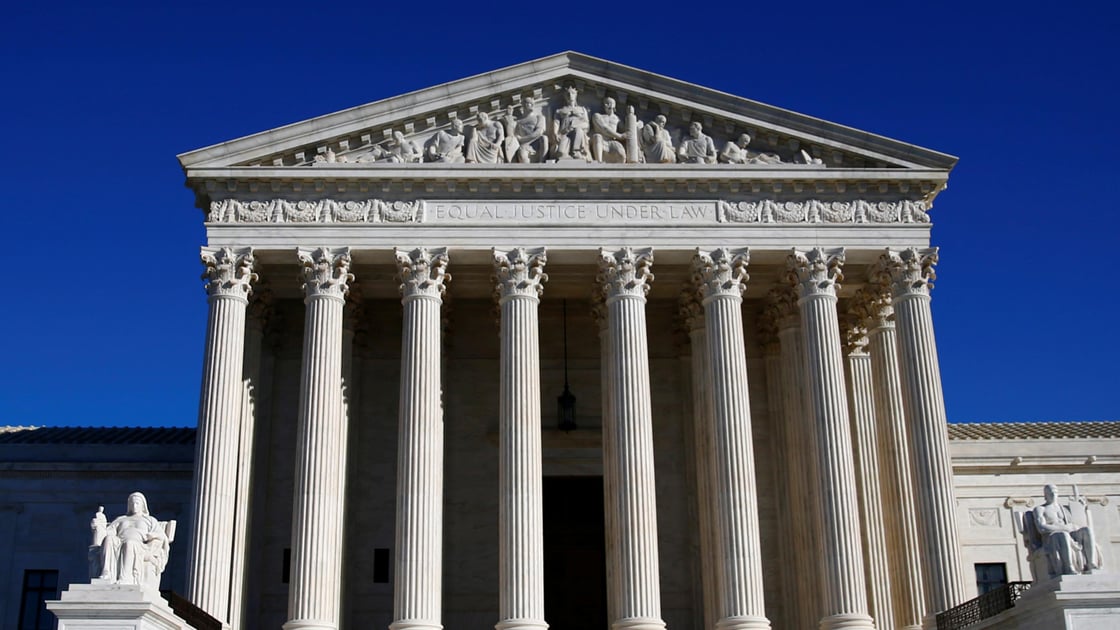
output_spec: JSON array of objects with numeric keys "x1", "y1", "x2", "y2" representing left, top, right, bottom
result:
[
  {"x1": 598, "y1": 247, "x2": 666, "y2": 630},
  {"x1": 773, "y1": 290, "x2": 822, "y2": 630},
  {"x1": 694, "y1": 249, "x2": 770, "y2": 630},
  {"x1": 862, "y1": 289, "x2": 925, "y2": 630},
  {"x1": 392, "y1": 248, "x2": 449, "y2": 630},
  {"x1": 188, "y1": 246, "x2": 255, "y2": 623},
  {"x1": 593, "y1": 293, "x2": 621, "y2": 625},
  {"x1": 789, "y1": 248, "x2": 874, "y2": 630},
  {"x1": 494, "y1": 248, "x2": 549, "y2": 630},
  {"x1": 758, "y1": 304, "x2": 797, "y2": 629},
  {"x1": 879, "y1": 248, "x2": 966, "y2": 623},
  {"x1": 285, "y1": 247, "x2": 353, "y2": 630},
  {"x1": 841, "y1": 323, "x2": 894, "y2": 630},
  {"x1": 229, "y1": 287, "x2": 272, "y2": 630},
  {"x1": 680, "y1": 293, "x2": 718, "y2": 630}
]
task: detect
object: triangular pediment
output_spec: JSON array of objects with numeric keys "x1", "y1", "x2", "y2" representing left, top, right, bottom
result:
[{"x1": 178, "y1": 52, "x2": 955, "y2": 172}]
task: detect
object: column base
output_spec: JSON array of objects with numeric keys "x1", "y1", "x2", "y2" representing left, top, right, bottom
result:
[
  {"x1": 495, "y1": 618, "x2": 549, "y2": 630},
  {"x1": 390, "y1": 620, "x2": 443, "y2": 630},
  {"x1": 819, "y1": 612, "x2": 875, "y2": 630},
  {"x1": 612, "y1": 616, "x2": 667, "y2": 630},
  {"x1": 716, "y1": 615, "x2": 771, "y2": 630},
  {"x1": 283, "y1": 620, "x2": 337, "y2": 630}
]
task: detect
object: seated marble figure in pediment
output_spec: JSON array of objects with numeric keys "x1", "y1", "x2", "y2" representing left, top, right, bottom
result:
[{"x1": 306, "y1": 82, "x2": 836, "y2": 169}]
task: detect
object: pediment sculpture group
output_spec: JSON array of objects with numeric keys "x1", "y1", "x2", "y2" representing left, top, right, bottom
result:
[{"x1": 315, "y1": 85, "x2": 823, "y2": 166}]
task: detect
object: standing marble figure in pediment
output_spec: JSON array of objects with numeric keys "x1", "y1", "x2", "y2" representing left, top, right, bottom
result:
[
  {"x1": 466, "y1": 111, "x2": 505, "y2": 163},
  {"x1": 552, "y1": 85, "x2": 590, "y2": 160}
]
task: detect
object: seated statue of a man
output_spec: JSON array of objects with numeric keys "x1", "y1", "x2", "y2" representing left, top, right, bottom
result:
[
  {"x1": 91, "y1": 492, "x2": 174, "y2": 590},
  {"x1": 1032, "y1": 484, "x2": 1100, "y2": 576}
]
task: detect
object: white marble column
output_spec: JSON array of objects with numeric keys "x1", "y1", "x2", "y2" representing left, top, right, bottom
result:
[
  {"x1": 678, "y1": 288, "x2": 718, "y2": 630},
  {"x1": 592, "y1": 291, "x2": 620, "y2": 626},
  {"x1": 877, "y1": 248, "x2": 966, "y2": 623},
  {"x1": 788, "y1": 247, "x2": 875, "y2": 630},
  {"x1": 286, "y1": 247, "x2": 353, "y2": 630},
  {"x1": 187, "y1": 246, "x2": 256, "y2": 624},
  {"x1": 693, "y1": 248, "x2": 771, "y2": 630},
  {"x1": 840, "y1": 316, "x2": 895, "y2": 630},
  {"x1": 493, "y1": 247, "x2": 549, "y2": 630},
  {"x1": 770, "y1": 287, "x2": 822, "y2": 630},
  {"x1": 229, "y1": 285, "x2": 273, "y2": 630},
  {"x1": 855, "y1": 286, "x2": 925, "y2": 630},
  {"x1": 598, "y1": 247, "x2": 666, "y2": 630},
  {"x1": 756, "y1": 306, "x2": 797, "y2": 630},
  {"x1": 392, "y1": 247, "x2": 449, "y2": 630}
]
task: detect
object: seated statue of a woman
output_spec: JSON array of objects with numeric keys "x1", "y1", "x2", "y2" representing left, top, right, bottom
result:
[{"x1": 91, "y1": 492, "x2": 174, "y2": 590}]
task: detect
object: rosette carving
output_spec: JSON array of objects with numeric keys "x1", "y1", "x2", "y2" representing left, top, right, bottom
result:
[
  {"x1": 787, "y1": 247, "x2": 845, "y2": 299},
  {"x1": 877, "y1": 247, "x2": 938, "y2": 298},
  {"x1": 492, "y1": 247, "x2": 548, "y2": 301},
  {"x1": 200, "y1": 246, "x2": 256, "y2": 299},
  {"x1": 382, "y1": 200, "x2": 423, "y2": 223},
  {"x1": 692, "y1": 247, "x2": 750, "y2": 300},
  {"x1": 298, "y1": 247, "x2": 353, "y2": 299},
  {"x1": 597, "y1": 247, "x2": 654, "y2": 299},
  {"x1": 396, "y1": 247, "x2": 450, "y2": 300},
  {"x1": 714, "y1": 198, "x2": 930, "y2": 224},
  {"x1": 205, "y1": 199, "x2": 424, "y2": 224}
]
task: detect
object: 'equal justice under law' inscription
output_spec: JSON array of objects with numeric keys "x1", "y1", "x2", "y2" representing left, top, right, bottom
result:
[{"x1": 429, "y1": 201, "x2": 715, "y2": 224}]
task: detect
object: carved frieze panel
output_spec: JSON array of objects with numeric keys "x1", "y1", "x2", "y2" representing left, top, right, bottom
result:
[
  {"x1": 968, "y1": 508, "x2": 1002, "y2": 528},
  {"x1": 207, "y1": 197, "x2": 931, "y2": 225}
]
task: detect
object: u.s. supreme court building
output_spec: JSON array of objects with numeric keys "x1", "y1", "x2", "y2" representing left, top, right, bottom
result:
[{"x1": 34, "y1": 52, "x2": 1118, "y2": 630}]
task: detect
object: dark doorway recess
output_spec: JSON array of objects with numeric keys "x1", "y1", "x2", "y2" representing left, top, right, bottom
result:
[{"x1": 543, "y1": 476, "x2": 609, "y2": 629}]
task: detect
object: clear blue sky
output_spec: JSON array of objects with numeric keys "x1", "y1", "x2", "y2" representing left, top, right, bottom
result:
[{"x1": 1, "y1": 2, "x2": 1116, "y2": 427}]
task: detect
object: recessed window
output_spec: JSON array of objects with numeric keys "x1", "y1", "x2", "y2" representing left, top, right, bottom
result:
[
  {"x1": 18, "y1": 569, "x2": 58, "y2": 630},
  {"x1": 282, "y1": 549, "x2": 291, "y2": 584},
  {"x1": 373, "y1": 548, "x2": 390, "y2": 583},
  {"x1": 975, "y1": 562, "x2": 1007, "y2": 594}
]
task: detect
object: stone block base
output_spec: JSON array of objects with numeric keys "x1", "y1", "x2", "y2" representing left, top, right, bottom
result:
[
  {"x1": 47, "y1": 581, "x2": 194, "y2": 630},
  {"x1": 971, "y1": 574, "x2": 1120, "y2": 630}
]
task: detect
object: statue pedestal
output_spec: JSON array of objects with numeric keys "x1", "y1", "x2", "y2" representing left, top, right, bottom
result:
[
  {"x1": 47, "y1": 581, "x2": 194, "y2": 630},
  {"x1": 972, "y1": 574, "x2": 1120, "y2": 630}
]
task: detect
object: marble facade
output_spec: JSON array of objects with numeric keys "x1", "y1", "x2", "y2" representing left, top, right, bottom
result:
[
  {"x1": 172, "y1": 52, "x2": 966, "y2": 630},
  {"x1": 9, "y1": 51, "x2": 1088, "y2": 630}
]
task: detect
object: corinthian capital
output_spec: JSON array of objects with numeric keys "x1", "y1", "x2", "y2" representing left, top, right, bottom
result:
[
  {"x1": 767, "y1": 286, "x2": 800, "y2": 329},
  {"x1": 692, "y1": 247, "x2": 750, "y2": 300},
  {"x1": 201, "y1": 246, "x2": 256, "y2": 300},
  {"x1": 678, "y1": 283, "x2": 704, "y2": 332},
  {"x1": 246, "y1": 283, "x2": 274, "y2": 330},
  {"x1": 787, "y1": 247, "x2": 845, "y2": 299},
  {"x1": 849, "y1": 286, "x2": 893, "y2": 331},
  {"x1": 840, "y1": 313, "x2": 870, "y2": 356},
  {"x1": 597, "y1": 247, "x2": 654, "y2": 300},
  {"x1": 298, "y1": 247, "x2": 353, "y2": 299},
  {"x1": 877, "y1": 247, "x2": 938, "y2": 298},
  {"x1": 492, "y1": 247, "x2": 548, "y2": 301},
  {"x1": 396, "y1": 247, "x2": 450, "y2": 300}
]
